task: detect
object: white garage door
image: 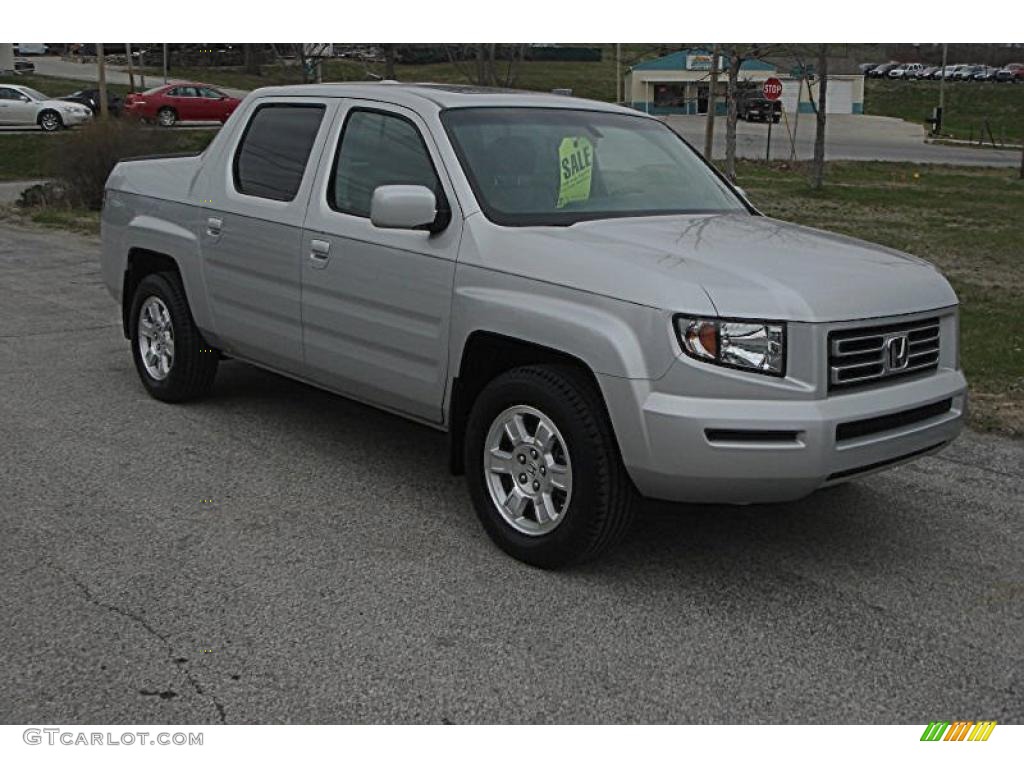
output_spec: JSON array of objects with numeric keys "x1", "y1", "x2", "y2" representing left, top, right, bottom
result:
[{"x1": 827, "y1": 81, "x2": 853, "y2": 114}]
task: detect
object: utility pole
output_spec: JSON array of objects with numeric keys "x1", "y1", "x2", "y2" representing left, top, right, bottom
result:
[
  {"x1": 615, "y1": 44, "x2": 622, "y2": 103},
  {"x1": 125, "y1": 44, "x2": 136, "y2": 92},
  {"x1": 703, "y1": 44, "x2": 721, "y2": 160},
  {"x1": 162, "y1": 43, "x2": 169, "y2": 84},
  {"x1": 96, "y1": 43, "x2": 109, "y2": 120}
]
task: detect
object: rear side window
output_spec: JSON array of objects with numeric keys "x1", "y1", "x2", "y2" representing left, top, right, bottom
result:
[
  {"x1": 329, "y1": 109, "x2": 443, "y2": 217},
  {"x1": 233, "y1": 104, "x2": 326, "y2": 202}
]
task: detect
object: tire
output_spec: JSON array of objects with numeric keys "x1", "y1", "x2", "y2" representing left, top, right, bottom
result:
[
  {"x1": 38, "y1": 110, "x2": 62, "y2": 132},
  {"x1": 157, "y1": 107, "x2": 177, "y2": 128},
  {"x1": 128, "y1": 272, "x2": 218, "y2": 402},
  {"x1": 464, "y1": 365, "x2": 635, "y2": 568}
]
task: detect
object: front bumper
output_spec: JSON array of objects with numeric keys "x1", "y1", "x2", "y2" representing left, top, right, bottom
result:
[
  {"x1": 61, "y1": 110, "x2": 93, "y2": 127},
  {"x1": 601, "y1": 367, "x2": 967, "y2": 504}
]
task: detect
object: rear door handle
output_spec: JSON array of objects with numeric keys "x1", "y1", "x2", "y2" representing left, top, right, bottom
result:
[
  {"x1": 309, "y1": 239, "x2": 331, "y2": 269},
  {"x1": 206, "y1": 217, "x2": 222, "y2": 237}
]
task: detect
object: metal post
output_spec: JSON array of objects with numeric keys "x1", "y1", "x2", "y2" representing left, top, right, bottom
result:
[
  {"x1": 615, "y1": 44, "x2": 622, "y2": 104},
  {"x1": 703, "y1": 44, "x2": 720, "y2": 160},
  {"x1": 790, "y1": 77, "x2": 802, "y2": 161},
  {"x1": 125, "y1": 44, "x2": 136, "y2": 92},
  {"x1": 937, "y1": 42, "x2": 947, "y2": 134},
  {"x1": 162, "y1": 43, "x2": 168, "y2": 84},
  {"x1": 766, "y1": 113, "x2": 773, "y2": 161},
  {"x1": 96, "y1": 43, "x2": 109, "y2": 120}
]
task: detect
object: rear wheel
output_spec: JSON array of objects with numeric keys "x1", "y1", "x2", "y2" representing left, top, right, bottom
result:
[
  {"x1": 464, "y1": 365, "x2": 635, "y2": 568},
  {"x1": 129, "y1": 272, "x2": 218, "y2": 402},
  {"x1": 38, "y1": 110, "x2": 62, "y2": 132},
  {"x1": 157, "y1": 107, "x2": 177, "y2": 127}
]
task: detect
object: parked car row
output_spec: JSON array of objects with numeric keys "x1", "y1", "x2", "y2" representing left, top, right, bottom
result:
[
  {"x1": 861, "y1": 61, "x2": 1024, "y2": 82},
  {"x1": 0, "y1": 83, "x2": 93, "y2": 131},
  {"x1": 0, "y1": 80, "x2": 239, "y2": 130}
]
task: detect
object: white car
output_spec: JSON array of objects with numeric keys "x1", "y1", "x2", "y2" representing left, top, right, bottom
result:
[
  {"x1": 0, "y1": 84, "x2": 93, "y2": 131},
  {"x1": 889, "y1": 63, "x2": 925, "y2": 79},
  {"x1": 15, "y1": 43, "x2": 49, "y2": 56}
]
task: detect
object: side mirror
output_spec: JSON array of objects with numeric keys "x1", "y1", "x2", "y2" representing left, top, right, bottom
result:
[{"x1": 370, "y1": 185, "x2": 448, "y2": 233}]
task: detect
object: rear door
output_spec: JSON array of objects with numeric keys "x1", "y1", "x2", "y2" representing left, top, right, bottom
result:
[
  {"x1": 299, "y1": 101, "x2": 462, "y2": 423},
  {"x1": 198, "y1": 96, "x2": 337, "y2": 374}
]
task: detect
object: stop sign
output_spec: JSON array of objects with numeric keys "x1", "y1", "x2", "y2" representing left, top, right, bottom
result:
[{"x1": 762, "y1": 77, "x2": 783, "y2": 101}]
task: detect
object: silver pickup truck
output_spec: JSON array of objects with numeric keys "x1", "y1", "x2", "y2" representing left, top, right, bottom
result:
[{"x1": 101, "y1": 83, "x2": 967, "y2": 567}]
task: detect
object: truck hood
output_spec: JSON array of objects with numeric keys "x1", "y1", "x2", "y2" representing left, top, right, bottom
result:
[{"x1": 464, "y1": 212, "x2": 957, "y2": 322}]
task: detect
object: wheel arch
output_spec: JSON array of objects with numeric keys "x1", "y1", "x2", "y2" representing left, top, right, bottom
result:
[
  {"x1": 121, "y1": 248, "x2": 182, "y2": 338},
  {"x1": 447, "y1": 331, "x2": 622, "y2": 476}
]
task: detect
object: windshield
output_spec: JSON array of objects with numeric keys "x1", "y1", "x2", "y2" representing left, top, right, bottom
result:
[
  {"x1": 20, "y1": 87, "x2": 49, "y2": 101},
  {"x1": 441, "y1": 107, "x2": 746, "y2": 226}
]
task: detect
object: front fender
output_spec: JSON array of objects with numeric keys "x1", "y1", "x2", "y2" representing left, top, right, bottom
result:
[{"x1": 449, "y1": 264, "x2": 677, "y2": 382}]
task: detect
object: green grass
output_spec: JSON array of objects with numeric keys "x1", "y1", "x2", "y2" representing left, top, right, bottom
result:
[
  {"x1": 0, "y1": 128, "x2": 215, "y2": 181},
  {"x1": 865, "y1": 78, "x2": 1024, "y2": 145},
  {"x1": 735, "y1": 160, "x2": 1024, "y2": 435}
]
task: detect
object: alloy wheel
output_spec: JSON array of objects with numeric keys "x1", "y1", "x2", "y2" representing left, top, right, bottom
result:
[
  {"x1": 137, "y1": 296, "x2": 175, "y2": 381},
  {"x1": 483, "y1": 405, "x2": 573, "y2": 536}
]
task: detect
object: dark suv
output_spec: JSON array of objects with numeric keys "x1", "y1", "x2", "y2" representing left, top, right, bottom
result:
[{"x1": 737, "y1": 92, "x2": 781, "y2": 123}]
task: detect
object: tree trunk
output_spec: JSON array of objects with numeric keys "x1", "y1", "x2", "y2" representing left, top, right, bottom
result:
[
  {"x1": 243, "y1": 44, "x2": 262, "y2": 77},
  {"x1": 383, "y1": 45, "x2": 397, "y2": 80},
  {"x1": 703, "y1": 44, "x2": 721, "y2": 160},
  {"x1": 724, "y1": 54, "x2": 742, "y2": 182},
  {"x1": 810, "y1": 45, "x2": 829, "y2": 190}
]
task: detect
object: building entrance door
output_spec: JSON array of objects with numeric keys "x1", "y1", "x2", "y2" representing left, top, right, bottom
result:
[{"x1": 696, "y1": 84, "x2": 709, "y2": 114}]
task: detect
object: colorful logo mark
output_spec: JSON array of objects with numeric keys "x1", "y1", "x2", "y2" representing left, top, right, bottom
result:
[{"x1": 920, "y1": 721, "x2": 997, "y2": 742}]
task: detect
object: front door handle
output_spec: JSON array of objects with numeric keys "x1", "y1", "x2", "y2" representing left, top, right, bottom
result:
[
  {"x1": 309, "y1": 239, "x2": 331, "y2": 269},
  {"x1": 206, "y1": 217, "x2": 222, "y2": 237}
]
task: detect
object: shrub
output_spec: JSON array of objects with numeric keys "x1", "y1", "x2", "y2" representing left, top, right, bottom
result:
[{"x1": 50, "y1": 120, "x2": 181, "y2": 210}]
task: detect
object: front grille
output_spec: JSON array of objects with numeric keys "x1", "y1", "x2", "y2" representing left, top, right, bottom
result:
[
  {"x1": 828, "y1": 317, "x2": 940, "y2": 392},
  {"x1": 835, "y1": 398, "x2": 953, "y2": 442}
]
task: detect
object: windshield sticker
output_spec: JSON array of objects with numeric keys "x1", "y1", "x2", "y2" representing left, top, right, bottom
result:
[{"x1": 557, "y1": 136, "x2": 594, "y2": 209}]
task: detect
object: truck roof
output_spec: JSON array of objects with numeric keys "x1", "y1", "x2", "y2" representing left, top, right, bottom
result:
[{"x1": 243, "y1": 81, "x2": 638, "y2": 115}]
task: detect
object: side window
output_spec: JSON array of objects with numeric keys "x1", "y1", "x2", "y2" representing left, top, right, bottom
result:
[
  {"x1": 233, "y1": 103, "x2": 326, "y2": 202},
  {"x1": 166, "y1": 87, "x2": 181, "y2": 97},
  {"x1": 0, "y1": 88, "x2": 20, "y2": 100},
  {"x1": 330, "y1": 109, "x2": 443, "y2": 217},
  {"x1": 177, "y1": 87, "x2": 199, "y2": 98},
  {"x1": 198, "y1": 87, "x2": 222, "y2": 99}
]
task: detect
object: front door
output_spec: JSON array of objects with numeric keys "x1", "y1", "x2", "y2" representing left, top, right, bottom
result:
[{"x1": 300, "y1": 101, "x2": 462, "y2": 423}]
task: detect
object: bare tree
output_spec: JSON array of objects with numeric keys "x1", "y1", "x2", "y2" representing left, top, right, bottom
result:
[
  {"x1": 444, "y1": 44, "x2": 527, "y2": 87},
  {"x1": 720, "y1": 44, "x2": 775, "y2": 181},
  {"x1": 243, "y1": 44, "x2": 263, "y2": 77},
  {"x1": 787, "y1": 44, "x2": 831, "y2": 189},
  {"x1": 703, "y1": 44, "x2": 721, "y2": 161},
  {"x1": 380, "y1": 44, "x2": 398, "y2": 79}
]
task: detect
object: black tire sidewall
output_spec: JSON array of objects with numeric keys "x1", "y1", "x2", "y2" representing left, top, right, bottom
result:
[
  {"x1": 465, "y1": 368, "x2": 615, "y2": 568},
  {"x1": 39, "y1": 110, "x2": 62, "y2": 131},
  {"x1": 128, "y1": 273, "x2": 195, "y2": 400}
]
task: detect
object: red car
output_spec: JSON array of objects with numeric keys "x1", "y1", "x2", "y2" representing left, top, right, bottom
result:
[{"x1": 122, "y1": 83, "x2": 240, "y2": 127}]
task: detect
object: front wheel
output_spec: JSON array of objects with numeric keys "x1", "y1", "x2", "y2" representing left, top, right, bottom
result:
[
  {"x1": 38, "y1": 110, "x2": 63, "y2": 132},
  {"x1": 464, "y1": 365, "x2": 635, "y2": 568},
  {"x1": 129, "y1": 272, "x2": 218, "y2": 402}
]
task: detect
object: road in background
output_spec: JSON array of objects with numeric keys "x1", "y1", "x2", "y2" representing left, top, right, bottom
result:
[
  {"x1": 27, "y1": 55, "x2": 248, "y2": 99},
  {"x1": 1, "y1": 224, "x2": 1021, "y2": 724},
  {"x1": 667, "y1": 114, "x2": 1021, "y2": 167}
]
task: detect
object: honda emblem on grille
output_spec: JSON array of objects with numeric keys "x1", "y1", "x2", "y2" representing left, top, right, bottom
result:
[{"x1": 886, "y1": 334, "x2": 910, "y2": 370}]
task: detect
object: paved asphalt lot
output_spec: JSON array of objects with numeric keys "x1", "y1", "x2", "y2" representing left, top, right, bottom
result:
[
  {"x1": 1, "y1": 224, "x2": 1022, "y2": 724},
  {"x1": 667, "y1": 114, "x2": 1021, "y2": 167}
]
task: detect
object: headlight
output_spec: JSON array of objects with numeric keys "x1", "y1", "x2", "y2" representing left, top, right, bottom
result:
[{"x1": 675, "y1": 316, "x2": 786, "y2": 376}]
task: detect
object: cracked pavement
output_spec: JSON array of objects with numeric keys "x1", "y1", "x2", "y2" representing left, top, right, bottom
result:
[{"x1": 0, "y1": 223, "x2": 1022, "y2": 723}]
